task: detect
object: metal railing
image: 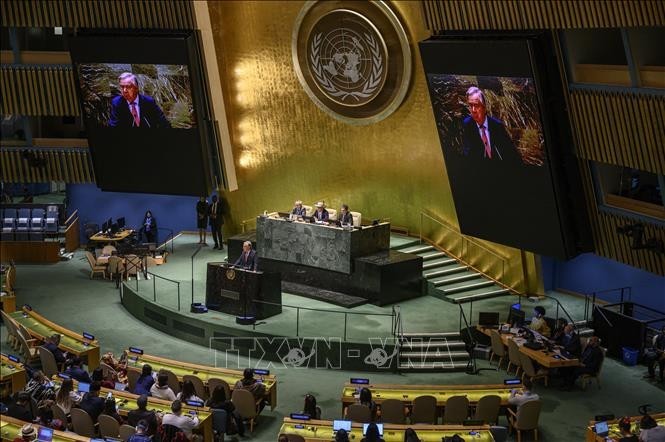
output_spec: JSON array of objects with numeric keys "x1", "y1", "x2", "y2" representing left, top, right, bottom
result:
[
  {"x1": 583, "y1": 286, "x2": 632, "y2": 323},
  {"x1": 419, "y1": 210, "x2": 509, "y2": 282},
  {"x1": 127, "y1": 271, "x2": 182, "y2": 310}
]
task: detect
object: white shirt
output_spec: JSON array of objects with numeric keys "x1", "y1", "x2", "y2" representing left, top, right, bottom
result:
[
  {"x1": 126, "y1": 97, "x2": 140, "y2": 125},
  {"x1": 508, "y1": 390, "x2": 539, "y2": 410},
  {"x1": 476, "y1": 116, "x2": 492, "y2": 153},
  {"x1": 149, "y1": 384, "x2": 176, "y2": 402},
  {"x1": 162, "y1": 412, "x2": 200, "y2": 438},
  {"x1": 641, "y1": 425, "x2": 665, "y2": 442}
]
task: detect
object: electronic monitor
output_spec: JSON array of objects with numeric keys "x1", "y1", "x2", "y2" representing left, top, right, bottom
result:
[{"x1": 363, "y1": 423, "x2": 383, "y2": 436}]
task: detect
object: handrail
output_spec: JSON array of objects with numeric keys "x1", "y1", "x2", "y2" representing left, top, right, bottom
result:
[
  {"x1": 419, "y1": 210, "x2": 509, "y2": 282},
  {"x1": 64, "y1": 209, "x2": 78, "y2": 226},
  {"x1": 156, "y1": 227, "x2": 175, "y2": 254}
]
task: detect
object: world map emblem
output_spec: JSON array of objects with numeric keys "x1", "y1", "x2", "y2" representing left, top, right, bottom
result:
[{"x1": 293, "y1": 1, "x2": 412, "y2": 125}]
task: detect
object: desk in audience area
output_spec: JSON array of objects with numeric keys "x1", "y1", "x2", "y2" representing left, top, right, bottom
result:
[
  {"x1": 256, "y1": 216, "x2": 390, "y2": 274},
  {"x1": 10, "y1": 307, "x2": 100, "y2": 370},
  {"x1": 125, "y1": 350, "x2": 277, "y2": 410},
  {"x1": 280, "y1": 418, "x2": 494, "y2": 442},
  {"x1": 88, "y1": 229, "x2": 134, "y2": 244},
  {"x1": 341, "y1": 383, "x2": 522, "y2": 411},
  {"x1": 477, "y1": 326, "x2": 580, "y2": 368},
  {"x1": 0, "y1": 354, "x2": 26, "y2": 397},
  {"x1": 1, "y1": 415, "x2": 90, "y2": 441},
  {"x1": 585, "y1": 413, "x2": 665, "y2": 442}
]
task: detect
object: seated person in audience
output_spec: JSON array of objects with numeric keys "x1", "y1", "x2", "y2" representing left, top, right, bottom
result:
[
  {"x1": 643, "y1": 325, "x2": 665, "y2": 382},
  {"x1": 561, "y1": 336, "x2": 604, "y2": 390},
  {"x1": 161, "y1": 399, "x2": 199, "y2": 440},
  {"x1": 13, "y1": 423, "x2": 37, "y2": 442},
  {"x1": 312, "y1": 201, "x2": 329, "y2": 222},
  {"x1": 206, "y1": 384, "x2": 245, "y2": 437},
  {"x1": 404, "y1": 428, "x2": 421, "y2": 442},
  {"x1": 127, "y1": 419, "x2": 152, "y2": 442},
  {"x1": 234, "y1": 368, "x2": 266, "y2": 402},
  {"x1": 127, "y1": 395, "x2": 158, "y2": 436},
  {"x1": 6, "y1": 392, "x2": 34, "y2": 422},
  {"x1": 507, "y1": 378, "x2": 539, "y2": 410},
  {"x1": 150, "y1": 372, "x2": 176, "y2": 401},
  {"x1": 55, "y1": 378, "x2": 82, "y2": 414},
  {"x1": 292, "y1": 200, "x2": 307, "y2": 217},
  {"x1": 335, "y1": 429, "x2": 350, "y2": 442},
  {"x1": 64, "y1": 357, "x2": 92, "y2": 383},
  {"x1": 554, "y1": 324, "x2": 581, "y2": 357},
  {"x1": 78, "y1": 381, "x2": 105, "y2": 422},
  {"x1": 362, "y1": 422, "x2": 385, "y2": 442},
  {"x1": 92, "y1": 367, "x2": 115, "y2": 389},
  {"x1": 609, "y1": 416, "x2": 638, "y2": 442},
  {"x1": 639, "y1": 414, "x2": 665, "y2": 441},
  {"x1": 133, "y1": 364, "x2": 155, "y2": 396},
  {"x1": 176, "y1": 380, "x2": 204, "y2": 404},
  {"x1": 302, "y1": 393, "x2": 321, "y2": 419},
  {"x1": 102, "y1": 396, "x2": 124, "y2": 424},
  {"x1": 339, "y1": 204, "x2": 354, "y2": 226},
  {"x1": 25, "y1": 370, "x2": 56, "y2": 402},
  {"x1": 345, "y1": 387, "x2": 378, "y2": 421},
  {"x1": 45, "y1": 334, "x2": 69, "y2": 364},
  {"x1": 528, "y1": 306, "x2": 551, "y2": 337},
  {"x1": 550, "y1": 318, "x2": 568, "y2": 342}
]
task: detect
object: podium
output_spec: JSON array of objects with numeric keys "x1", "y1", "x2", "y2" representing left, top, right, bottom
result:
[{"x1": 205, "y1": 262, "x2": 282, "y2": 320}]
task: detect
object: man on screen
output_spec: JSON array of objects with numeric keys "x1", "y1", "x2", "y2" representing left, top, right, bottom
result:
[
  {"x1": 109, "y1": 72, "x2": 171, "y2": 128},
  {"x1": 461, "y1": 86, "x2": 520, "y2": 164}
]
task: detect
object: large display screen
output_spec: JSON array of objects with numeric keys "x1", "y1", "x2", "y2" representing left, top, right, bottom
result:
[
  {"x1": 420, "y1": 35, "x2": 589, "y2": 259},
  {"x1": 69, "y1": 32, "x2": 212, "y2": 196}
]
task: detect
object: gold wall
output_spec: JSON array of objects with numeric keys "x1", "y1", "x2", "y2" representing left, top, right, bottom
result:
[{"x1": 208, "y1": 1, "x2": 531, "y2": 292}]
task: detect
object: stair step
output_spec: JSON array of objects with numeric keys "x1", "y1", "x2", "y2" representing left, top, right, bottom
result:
[
  {"x1": 390, "y1": 239, "x2": 422, "y2": 251},
  {"x1": 442, "y1": 280, "x2": 495, "y2": 295},
  {"x1": 433, "y1": 273, "x2": 483, "y2": 287},
  {"x1": 400, "y1": 351, "x2": 469, "y2": 359},
  {"x1": 424, "y1": 266, "x2": 468, "y2": 279},
  {"x1": 451, "y1": 288, "x2": 511, "y2": 303},
  {"x1": 422, "y1": 258, "x2": 458, "y2": 270},
  {"x1": 400, "y1": 340, "x2": 466, "y2": 349},
  {"x1": 420, "y1": 251, "x2": 447, "y2": 261},
  {"x1": 398, "y1": 361, "x2": 469, "y2": 370},
  {"x1": 400, "y1": 244, "x2": 435, "y2": 254}
]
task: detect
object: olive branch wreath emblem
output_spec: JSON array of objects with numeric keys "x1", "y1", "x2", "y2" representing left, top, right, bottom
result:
[{"x1": 310, "y1": 32, "x2": 383, "y2": 102}]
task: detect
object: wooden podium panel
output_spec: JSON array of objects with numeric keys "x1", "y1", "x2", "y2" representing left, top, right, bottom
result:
[{"x1": 205, "y1": 262, "x2": 281, "y2": 319}]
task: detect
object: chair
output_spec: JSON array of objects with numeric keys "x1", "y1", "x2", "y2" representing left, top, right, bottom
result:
[
  {"x1": 208, "y1": 378, "x2": 231, "y2": 400},
  {"x1": 287, "y1": 435, "x2": 306, "y2": 442},
  {"x1": 85, "y1": 251, "x2": 107, "y2": 279},
  {"x1": 125, "y1": 254, "x2": 142, "y2": 280},
  {"x1": 301, "y1": 205, "x2": 313, "y2": 216},
  {"x1": 70, "y1": 408, "x2": 96, "y2": 437},
  {"x1": 519, "y1": 352, "x2": 549, "y2": 386},
  {"x1": 350, "y1": 211, "x2": 362, "y2": 227},
  {"x1": 443, "y1": 395, "x2": 469, "y2": 424},
  {"x1": 162, "y1": 369, "x2": 181, "y2": 394},
  {"x1": 210, "y1": 408, "x2": 227, "y2": 441},
  {"x1": 99, "y1": 414, "x2": 121, "y2": 438},
  {"x1": 0, "y1": 309, "x2": 20, "y2": 350},
  {"x1": 100, "y1": 362, "x2": 118, "y2": 381},
  {"x1": 51, "y1": 403, "x2": 69, "y2": 430},
  {"x1": 2, "y1": 211, "x2": 16, "y2": 241},
  {"x1": 126, "y1": 369, "x2": 140, "y2": 392},
  {"x1": 489, "y1": 425, "x2": 509, "y2": 442},
  {"x1": 30, "y1": 208, "x2": 45, "y2": 237},
  {"x1": 410, "y1": 395, "x2": 437, "y2": 424},
  {"x1": 183, "y1": 374, "x2": 208, "y2": 400},
  {"x1": 579, "y1": 347, "x2": 606, "y2": 390},
  {"x1": 119, "y1": 424, "x2": 136, "y2": 441},
  {"x1": 507, "y1": 339, "x2": 522, "y2": 376},
  {"x1": 102, "y1": 245, "x2": 117, "y2": 256},
  {"x1": 507, "y1": 399, "x2": 542, "y2": 442},
  {"x1": 38, "y1": 346, "x2": 59, "y2": 377},
  {"x1": 107, "y1": 256, "x2": 125, "y2": 285},
  {"x1": 474, "y1": 395, "x2": 501, "y2": 425},
  {"x1": 380, "y1": 399, "x2": 405, "y2": 424},
  {"x1": 489, "y1": 330, "x2": 507, "y2": 368},
  {"x1": 346, "y1": 403, "x2": 371, "y2": 423},
  {"x1": 232, "y1": 388, "x2": 259, "y2": 432},
  {"x1": 18, "y1": 330, "x2": 40, "y2": 364}
]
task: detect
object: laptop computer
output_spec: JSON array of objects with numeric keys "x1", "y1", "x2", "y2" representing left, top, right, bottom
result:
[
  {"x1": 78, "y1": 382, "x2": 90, "y2": 393},
  {"x1": 37, "y1": 427, "x2": 53, "y2": 442},
  {"x1": 333, "y1": 420, "x2": 352, "y2": 434},
  {"x1": 478, "y1": 312, "x2": 500, "y2": 327},
  {"x1": 594, "y1": 421, "x2": 609, "y2": 438}
]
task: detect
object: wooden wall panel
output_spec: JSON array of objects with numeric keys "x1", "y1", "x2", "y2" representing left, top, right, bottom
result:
[
  {"x1": 569, "y1": 89, "x2": 665, "y2": 174},
  {"x1": 0, "y1": 65, "x2": 79, "y2": 116},
  {"x1": 1, "y1": 0, "x2": 194, "y2": 29},
  {"x1": 0, "y1": 148, "x2": 94, "y2": 184},
  {"x1": 423, "y1": 0, "x2": 665, "y2": 32}
]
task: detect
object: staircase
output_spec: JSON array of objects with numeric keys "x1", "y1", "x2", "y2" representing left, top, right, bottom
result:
[
  {"x1": 392, "y1": 239, "x2": 511, "y2": 304},
  {"x1": 398, "y1": 332, "x2": 469, "y2": 371}
]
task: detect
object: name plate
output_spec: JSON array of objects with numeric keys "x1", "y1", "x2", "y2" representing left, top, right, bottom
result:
[{"x1": 220, "y1": 289, "x2": 240, "y2": 301}]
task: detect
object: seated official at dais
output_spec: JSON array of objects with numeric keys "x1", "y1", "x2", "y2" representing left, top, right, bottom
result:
[
  {"x1": 312, "y1": 201, "x2": 329, "y2": 222},
  {"x1": 292, "y1": 200, "x2": 307, "y2": 217},
  {"x1": 339, "y1": 204, "x2": 354, "y2": 226}
]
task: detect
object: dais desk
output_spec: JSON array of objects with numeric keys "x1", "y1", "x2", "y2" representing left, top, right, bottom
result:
[
  {"x1": 10, "y1": 307, "x2": 100, "y2": 370},
  {"x1": 341, "y1": 383, "x2": 522, "y2": 411},
  {"x1": 88, "y1": 229, "x2": 133, "y2": 244},
  {"x1": 125, "y1": 350, "x2": 277, "y2": 410},
  {"x1": 279, "y1": 418, "x2": 495, "y2": 442},
  {"x1": 585, "y1": 413, "x2": 665, "y2": 442},
  {"x1": 1, "y1": 415, "x2": 90, "y2": 441},
  {"x1": 0, "y1": 354, "x2": 26, "y2": 397}
]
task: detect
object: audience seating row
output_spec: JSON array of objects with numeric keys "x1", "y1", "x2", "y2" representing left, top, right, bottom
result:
[{"x1": 1, "y1": 207, "x2": 59, "y2": 241}]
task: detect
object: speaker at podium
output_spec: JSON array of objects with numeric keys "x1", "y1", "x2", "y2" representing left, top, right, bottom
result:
[{"x1": 205, "y1": 262, "x2": 282, "y2": 321}]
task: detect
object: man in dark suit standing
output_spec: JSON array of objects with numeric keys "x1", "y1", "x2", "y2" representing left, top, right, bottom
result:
[
  {"x1": 461, "y1": 86, "x2": 521, "y2": 164},
  {"x1": 109, "y1": 72, "x2": 171, "y2": 128},
  {"x1": 234, "y1": 241, "x2": 258, "y2": 271},
  {"x1": 208, "y1": 195, "x2": 225, "y2": 250}
]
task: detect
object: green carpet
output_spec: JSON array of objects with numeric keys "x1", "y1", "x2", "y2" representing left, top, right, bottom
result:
[{"x1": 2, "y1": 233, "x2": 663, "y2": 441}]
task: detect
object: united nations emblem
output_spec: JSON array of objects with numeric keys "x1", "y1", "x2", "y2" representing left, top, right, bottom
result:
[
  {"x1": 293, "y1": 1, "x2": 411, "y2": 125},
  {"x1": 225, "y1": 269, "x2": 236, "y2": 280}
]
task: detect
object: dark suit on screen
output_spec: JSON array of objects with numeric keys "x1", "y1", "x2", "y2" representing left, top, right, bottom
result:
[
  {"x1": 234, "y1": 249, "x2": 258, "y2": 271},
  {"x1": 109, "y1": 94, "x2": 171, "y2": 128},
  {"x1": 461, "y1": 116, "x2": 521, "y2": 164}
]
